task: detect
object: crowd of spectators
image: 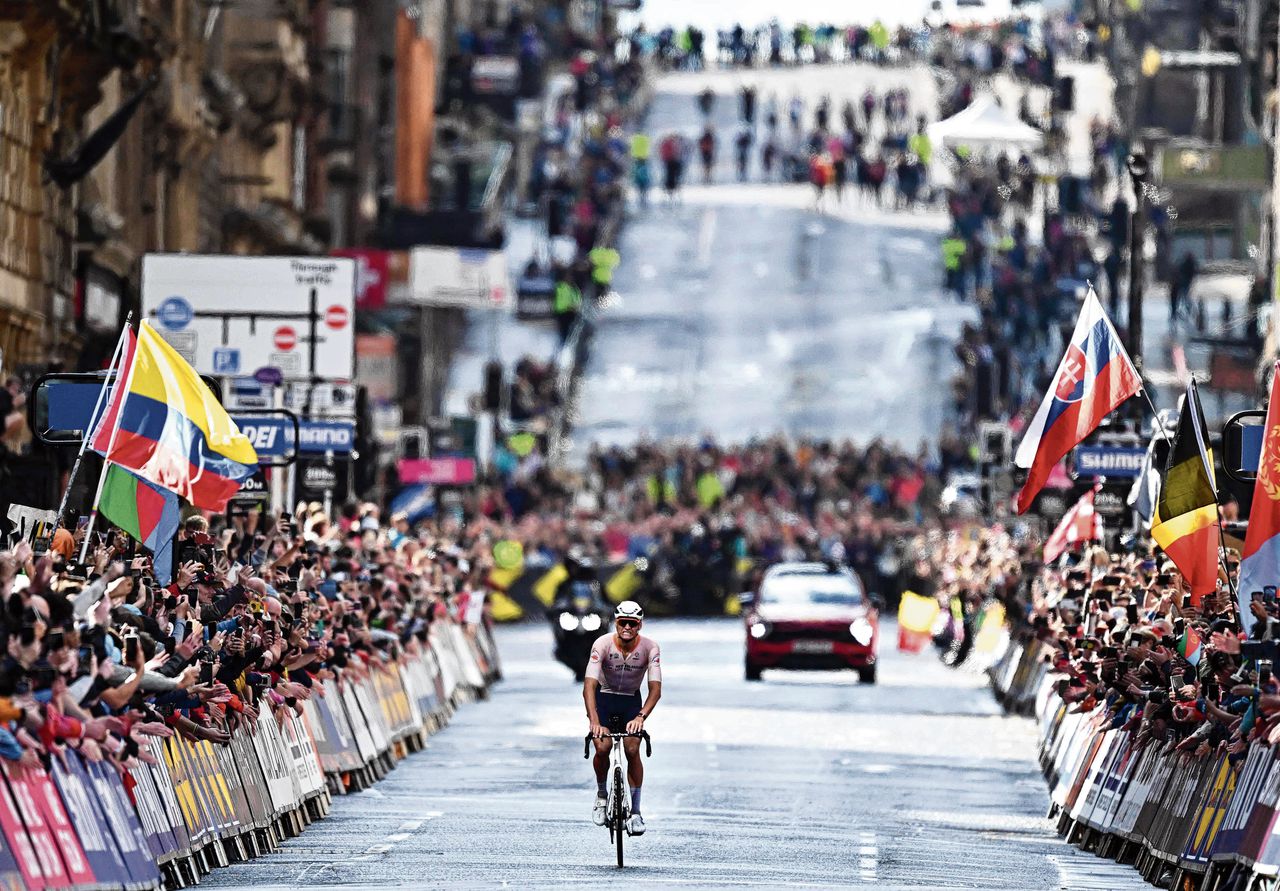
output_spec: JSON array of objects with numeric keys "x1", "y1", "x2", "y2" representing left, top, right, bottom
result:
[
  {"x1": 514, "y1": 46, "x2": 639, "y2": 468},
  {"x1": 0, "y1": 502, "x2": 492, "y2": 768},
  {"x1": 627, "y1": 16, "x2": 1094, "y2": 73},
  {"x1": 934, "y1": 526, "x2": 1280, "y2": 758},
  {"x1": 472, "y1": 436, "x2": 943, "y2": 612}
]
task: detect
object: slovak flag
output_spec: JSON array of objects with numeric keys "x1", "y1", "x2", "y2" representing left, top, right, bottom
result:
[
  {"x1": 1014, "y1": 289, "x2": 1142, "y2": 514},
  {"x1": 1239, "y1": 361, "x2": 1280, "y2": 634}
]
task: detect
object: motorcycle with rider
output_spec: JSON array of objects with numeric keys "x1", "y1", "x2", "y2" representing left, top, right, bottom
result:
[{"x1": 549, "y1": 549, "x2": 612, "y2": 680}]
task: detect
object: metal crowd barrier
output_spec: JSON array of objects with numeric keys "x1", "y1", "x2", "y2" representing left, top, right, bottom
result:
[
  {"x1": 0, "y1": 620, "x2": 502, "y2": 889},
  {"x1": 988, "y1": 631, "x2": 1280, "y2": 890}
]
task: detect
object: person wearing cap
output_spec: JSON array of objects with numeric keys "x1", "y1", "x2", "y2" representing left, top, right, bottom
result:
[{"x1": 584, "y1": 600, "x2": 661, "y2": 835}]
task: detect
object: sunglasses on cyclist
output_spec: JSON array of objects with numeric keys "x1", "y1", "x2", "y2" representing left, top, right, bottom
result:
[{"x1": 615, "y1": 619, "x2": 640, "y2": 628}]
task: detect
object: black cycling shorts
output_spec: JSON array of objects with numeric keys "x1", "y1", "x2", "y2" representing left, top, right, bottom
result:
[{"x1": 596, "y1": 690, "x2": 642, "y2": 732}]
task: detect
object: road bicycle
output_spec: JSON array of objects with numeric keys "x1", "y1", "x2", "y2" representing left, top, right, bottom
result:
[{"x1": 583, "y1": 730, "x2": 652, "y2": 867}]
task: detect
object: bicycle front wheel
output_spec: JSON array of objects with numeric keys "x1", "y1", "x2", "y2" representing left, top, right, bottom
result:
[{"x1": 614, "y1": 766, "x2": 626, "y2": 868}]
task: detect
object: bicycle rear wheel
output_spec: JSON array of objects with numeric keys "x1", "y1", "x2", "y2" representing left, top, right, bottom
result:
[{"x1": 614, "y1": 766, "x2": 626, "y2": 868}]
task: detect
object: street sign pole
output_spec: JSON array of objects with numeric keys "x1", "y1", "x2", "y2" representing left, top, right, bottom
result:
[
  {"x1": 322, "y1": 449, "x2": 334, "y2": 519},
  {"x1": 270, "y1": 383, "x2": 284, "y2": 517}
]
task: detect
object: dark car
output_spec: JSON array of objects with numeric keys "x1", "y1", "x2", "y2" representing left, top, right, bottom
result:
[{"x1": 742, "y1": 562, "x2": 881, "y2": 683}]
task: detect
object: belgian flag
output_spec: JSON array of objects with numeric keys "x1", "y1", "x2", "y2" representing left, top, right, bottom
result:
[{"x1": 1151, "y1": 379, "x2": 1220, "y2": 603}]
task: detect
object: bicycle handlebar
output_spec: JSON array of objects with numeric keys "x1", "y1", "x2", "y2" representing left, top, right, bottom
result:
[{"x1": 583, "y1": 730, "x2": 652, "y2": 759}]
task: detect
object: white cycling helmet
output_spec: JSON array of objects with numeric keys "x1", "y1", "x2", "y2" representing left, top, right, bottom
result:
[{"x1": 615, "y1": 600, "x2": 645, "y2": 621}]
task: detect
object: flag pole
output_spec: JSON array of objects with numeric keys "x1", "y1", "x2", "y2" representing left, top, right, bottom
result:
[
  {"x1": 55, "y1": 312, "x2": 132, "y2": 527},
  {"x1": 1137, "y1": 388, "x2": 1171, "y2": 445},
  {"x1": 78, "y1": 320, "x2": 145, "y2": 565}
]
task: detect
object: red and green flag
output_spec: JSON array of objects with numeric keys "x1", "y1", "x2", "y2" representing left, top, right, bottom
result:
[
  {"x1": 1177, "y1": 626, "x2": 1203, "y2": 667},
  {"x1": 98, "y1": 463, "x2": 180, "y2": 584}
]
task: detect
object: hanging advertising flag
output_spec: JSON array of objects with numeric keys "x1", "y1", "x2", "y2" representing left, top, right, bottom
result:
[{"x1": 355, "y1": 334, "x2": 398, "y2": 403}]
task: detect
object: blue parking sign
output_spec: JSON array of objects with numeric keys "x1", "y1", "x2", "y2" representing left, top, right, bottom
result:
[{"x1": 212, "y1": 348, "x2": 241, "y2": 374}]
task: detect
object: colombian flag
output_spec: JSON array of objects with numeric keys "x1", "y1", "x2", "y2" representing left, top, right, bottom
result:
[
  {"x1": 91, "y1": 322, "x2": 257, "y2": 511},
  {"x1": 99, "y1": 464, "x2": 180, "y2": 584},
  {"x1": 1151, "y1": 379, "x2": 1219, "y2": 604}
]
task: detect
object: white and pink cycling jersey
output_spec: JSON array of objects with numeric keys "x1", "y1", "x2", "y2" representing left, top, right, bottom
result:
[{"x1": 585, "y1": 634, "x2": 662, "y2": 695}]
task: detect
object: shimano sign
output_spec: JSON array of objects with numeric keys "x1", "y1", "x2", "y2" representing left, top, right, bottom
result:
[
  {"x1": 298, "y1": 421, "x2": 355, "y2": 453},
  {"x1": 232, "y1": 417, "x2": 354, "y2": 459},
  {"x1": 1074, "y1": 446, "x2": 1147, "y2": 479}
]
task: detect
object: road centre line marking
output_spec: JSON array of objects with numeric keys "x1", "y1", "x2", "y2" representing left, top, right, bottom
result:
[{"x1": 696, "y1": 208, "x2": 717, "y2": 267}]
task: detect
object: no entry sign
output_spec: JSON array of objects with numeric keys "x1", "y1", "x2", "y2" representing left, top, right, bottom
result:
[
  {"x1": 274, "y1": 326, "x2": 297, "y2": 351},
  {"x1": 325, "y1": 304, "x2": 349, "y2": 330}
]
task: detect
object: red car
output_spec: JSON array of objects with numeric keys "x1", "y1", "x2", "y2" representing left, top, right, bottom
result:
[{"x1": 742, "y1": 562, "x2": 881, "y2": 683}]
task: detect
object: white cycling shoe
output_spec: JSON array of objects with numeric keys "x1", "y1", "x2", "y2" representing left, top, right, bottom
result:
[
  {"x1": 592, "y1": 797, "x2": 607, "y2": 826},
  {"x1": 627, "y1": 813, "x2": 646, "y2": 835}
]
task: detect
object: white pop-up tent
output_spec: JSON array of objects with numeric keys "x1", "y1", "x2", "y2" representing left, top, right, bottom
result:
[{"x1": 928, "y1": 95, "x2": 1044, "y2": 153}]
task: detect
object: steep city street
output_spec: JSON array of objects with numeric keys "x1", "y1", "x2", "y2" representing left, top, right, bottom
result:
[{"x1": 571, "y1": 63, "x2": 972, "y2": 449}]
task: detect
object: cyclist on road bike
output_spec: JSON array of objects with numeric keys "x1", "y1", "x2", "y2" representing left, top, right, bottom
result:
[{"x1": 584, "y1": 600, "x2": 662, "y2": 835}]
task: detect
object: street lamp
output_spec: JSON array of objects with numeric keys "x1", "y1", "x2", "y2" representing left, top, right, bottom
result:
[{"x1": 1127, "y1": 151, "x2": 1149, "y2": 369}]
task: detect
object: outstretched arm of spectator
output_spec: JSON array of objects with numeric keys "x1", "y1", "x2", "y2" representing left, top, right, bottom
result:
[{"x1": 72, "y1": 562, "x2": 123, "y2": 619}]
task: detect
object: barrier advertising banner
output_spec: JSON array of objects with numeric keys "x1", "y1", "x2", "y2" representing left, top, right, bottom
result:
[
  {"x1": 50, "y1": 755, "x2": 130, "y2": 884},
  {"x1": 993, "y1": 632, "x2": 1280, "y2": 887},
  {"x1": 0, "y1": 633, "x2": 495, "y2": 891}
]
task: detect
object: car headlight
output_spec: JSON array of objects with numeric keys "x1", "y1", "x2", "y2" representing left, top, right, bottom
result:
[
  {"x1": 581, "y1": 613, "x2": 602, "y2": 631},
  {"x1": 749, "y1": 620, "x2": 770, "y2": 639},
  {"x1": 849, "y1": 618, "x2": 874, "y2": 645},
  {"x1": 558, "y1": 612, "x2": 580, "y2": 631}
]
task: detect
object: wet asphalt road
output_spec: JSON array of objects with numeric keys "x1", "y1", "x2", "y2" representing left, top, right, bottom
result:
[{"x1": 202, "y1": 619, "x2": 1149, "y2": 890}]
